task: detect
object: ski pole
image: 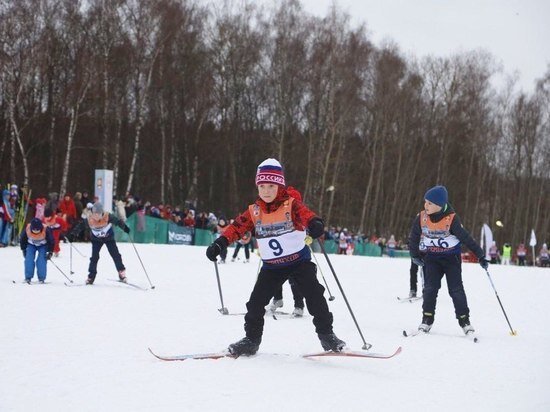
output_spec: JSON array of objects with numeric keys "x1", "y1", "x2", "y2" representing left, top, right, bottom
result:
[
  {"x1": 128, "y1": 234, "x2": 156, "y2": 289},
  {"x1": 309, "y1": 244, "x2": 335, "y2": 301},
  {"x1": 213, "y1": 261, "x2": 229, "y2": 315},
  {"x1": 69, "y1": 239, "x2": 74, "y2": 274},
  {"x1": 255, "y1": 250, "x2": 262, "y2": 280},
  {"x1": 484, "y1": 268, "x2": 517, "y2": 336},
  {"x1": 49, "y1": 258, "x2": 73, "y2": 283},
  {"x1": 318, "y1": 239, "x2": 372, "y2": 350},
  {"x1": 67, "y1": 239, "x2": 86, "y2": 257}
]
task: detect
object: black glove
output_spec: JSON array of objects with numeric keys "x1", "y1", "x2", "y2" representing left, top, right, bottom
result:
[
  {"x1": 479, "y1": 257, "x2": 490, "y2": 270},
  {"x1": 307, "y1": 217, "x2": 324, "y2": 239},
  {"x1": 46, "y1": 252, "x2": 53, "y2": 260},
  {"x1": 22, "y1": 249, "x2": 26, "y2": 258},
  {"x1": 412, "y1": 257, "x2": 424, "y2": 267},
  {"x1": 206, "y1": 237, "x2": 229, "y2": 262},
  {"x1": 123, "y1": 225, "x2": 131, "y2": 234}
]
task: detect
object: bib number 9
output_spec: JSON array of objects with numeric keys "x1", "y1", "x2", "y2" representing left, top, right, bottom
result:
[{"x1": 268, "y1": 239, "x2": 283, "y2": 256}]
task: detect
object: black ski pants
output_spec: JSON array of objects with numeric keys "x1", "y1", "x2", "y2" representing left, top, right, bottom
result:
[
  {"x1": 422, "y1": 254, "x2": 469, "y2": 319},
  {"x1": 232, "y1": 243, "x2": 250, "y2": 260},
  {"x1": 410, "y1": 260, "x2": 419, "y2": 292},
  {"x1": 244, "y1": 261, "x2": 333, "y2": 339},
  {"x1": 88, "y1": 237, "x2": 125, "y2": 278}
]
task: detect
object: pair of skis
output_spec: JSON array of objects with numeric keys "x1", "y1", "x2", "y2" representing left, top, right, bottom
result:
[
  {"x1": 397, "y1": 295, "x2": 422, "y2": 303},
  {"x1": 148, "y1": 346, "x2": 402, "y2": 362},
  {"x1": 12, "y1": 280, "x2": 50, "y2": 285},
  {"x1": 403, "y1": 328, "x2": 478, "y2": 343},
  {"x1": 64, "y1": 278, "x2": 148, "y2": 290}
]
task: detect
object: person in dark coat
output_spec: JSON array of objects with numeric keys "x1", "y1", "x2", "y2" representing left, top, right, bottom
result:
[
  {"x1": 69, "y1": 202, "x2": 130, "y2": 285},
  {"x1": 409, "y1": 185, "x2": 489, "y2": 335}
]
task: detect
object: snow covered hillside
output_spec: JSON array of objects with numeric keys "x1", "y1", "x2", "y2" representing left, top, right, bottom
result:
[{"x1": 1, "y1": 243, "x2": 549, "y2": 411}]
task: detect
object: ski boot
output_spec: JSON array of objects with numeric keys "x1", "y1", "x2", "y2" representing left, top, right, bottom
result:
[
  {"x1": 86, "y1": 275, "x2": 95, "y2": 285},
  {"x1": 118, "y1": 270, "x2": 127, "y2": 283},
  {"x1": 24, "y1": 279, "x2": 32, "y2": 284},
  {"x1": 228, "y1": 336, "x2": 261, "y2": 357},
  {"x1": 291, "y1": 307, "x2": 304, "y2": 317},
  {"x1": 458, "y1": 315, "x2": 475, "y2": 334},
  {"x1": 318, "y1": 333, "x2": 346, "y2": 352},
  {"x1": 418, "y1": 312, "x2": 434, "y2": 333},
  {"x1": 409, "y1": 289, "x2": 417, "y2": 298},
  {"x1": 268, "y1": 299, "x2": 283, "y2": 312}
]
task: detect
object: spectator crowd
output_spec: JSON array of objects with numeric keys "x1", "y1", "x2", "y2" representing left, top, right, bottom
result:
[{"x1": 1, "y1": 182, "x2": 549, "y2": 268}]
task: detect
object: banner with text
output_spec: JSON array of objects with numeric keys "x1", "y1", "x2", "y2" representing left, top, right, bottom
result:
[{"x1": 167, "y1": 224, "x2": 194, "y2": 245}]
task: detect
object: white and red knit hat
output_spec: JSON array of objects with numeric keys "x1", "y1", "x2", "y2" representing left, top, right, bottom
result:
[{"x1": 255, "y1": 158, "x2": 285, "y2": 187}]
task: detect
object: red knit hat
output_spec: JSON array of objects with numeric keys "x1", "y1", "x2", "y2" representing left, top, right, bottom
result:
[{"x1": 255, "y1": 158, "x2": 285, "y2": 187}]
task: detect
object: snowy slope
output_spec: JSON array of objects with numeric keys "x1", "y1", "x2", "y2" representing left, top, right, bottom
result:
[{"x1": 1, "y1": 243, "x2": 549, "y2": 412}]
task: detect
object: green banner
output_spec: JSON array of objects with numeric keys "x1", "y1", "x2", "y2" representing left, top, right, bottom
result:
[{"x1": 167, "y1": 223, "x2": 194, "y2": 245}]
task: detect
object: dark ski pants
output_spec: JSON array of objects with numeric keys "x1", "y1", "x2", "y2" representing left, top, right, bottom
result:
[
  {"x1": 422, "y1": 254, "x2": 469, "y2": 319},
  {"x1": 410, "y1": 260, "x2": 419, "y2": 291},
  {"x1": 88, "y1": 237, "x2": 125, "y2": 278},
  {"x1": 232, "y1": 243, "x2": 250, "y2": 260},
  {"x1": 244, "y1": 261, "x2": 333, "y2": 340},
  {"x1": 273, "y1": 277, "x2": 304, "y2": 309}
]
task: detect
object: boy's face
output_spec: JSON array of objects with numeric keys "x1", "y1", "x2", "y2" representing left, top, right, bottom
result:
[
  {"x1": 258, "y1": 184, "x2": 278, "y2": 203},
  {"x1": 424, "y1": 199, "x2": 442, "y2": 215},
  {"x1": 91, "y1": 212, "x2": 102, "y2": 219}
]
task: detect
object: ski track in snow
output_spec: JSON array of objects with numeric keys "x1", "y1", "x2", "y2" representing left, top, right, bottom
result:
[{"x1": 2, "y1": 243, "x2": 549, "y2": 411}]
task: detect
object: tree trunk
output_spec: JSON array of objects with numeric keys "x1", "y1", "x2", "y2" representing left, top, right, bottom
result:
[
  {"x1": 8, "y1": 99, "x2": 30, "y2": 185},
  {"x1": 47, "y1": 113, "x2": 56, "y2": 191},
  {"x1": 325, "y1": 133, "x2": 345, "y2": 225}
]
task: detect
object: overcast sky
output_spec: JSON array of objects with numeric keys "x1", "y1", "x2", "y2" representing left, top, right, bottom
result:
[{"x1": 297, "y1": 0, "x2": 549, "y2": 91}]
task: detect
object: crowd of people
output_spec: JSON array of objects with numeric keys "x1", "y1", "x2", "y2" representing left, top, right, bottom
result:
[
  {"x1": 1, "y1": 182, "x2": 549, "y2": 268},
  {"x1": 487, "y1": 241, "x2": 549, "y2": 267}
]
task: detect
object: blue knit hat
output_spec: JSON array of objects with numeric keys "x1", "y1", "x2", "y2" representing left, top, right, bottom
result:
[
  {"x1": 424, "y1": 185, "x2": 448, "y2": 208},
  {"x1": 30, "y1": 218, "x2": 43, "y2": 232},
  {"x1": 92, "y1": 202, "x2": 104, "y2": 214}
]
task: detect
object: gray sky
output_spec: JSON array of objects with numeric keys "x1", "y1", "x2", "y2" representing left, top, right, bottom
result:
[{"x1": 297, "y1": 0, "x2": 549, "y2": 91}]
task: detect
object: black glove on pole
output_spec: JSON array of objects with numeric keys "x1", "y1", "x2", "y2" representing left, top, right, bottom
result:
[
  {"x1": 411, "y1": 257, "x2": 424, "y2": 267},
  {"x1": 206, "y1": 237, "x2": 228, "y2": 262},
  {"x1": 307, "y1": 217, "x2": 324, "y2": 239},
  {"x1": 479, "y1": 257, "x2": 490, "y2": 270}
]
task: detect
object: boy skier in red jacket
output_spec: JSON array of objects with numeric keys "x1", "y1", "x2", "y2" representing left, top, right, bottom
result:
[{"x1": 206, "y1": 158, "x2": 345, "y2": 356}]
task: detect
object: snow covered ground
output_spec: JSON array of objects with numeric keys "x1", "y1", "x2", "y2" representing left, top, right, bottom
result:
[{"x1": 1, "y1": 242, "x2": 549, "y2": 411}]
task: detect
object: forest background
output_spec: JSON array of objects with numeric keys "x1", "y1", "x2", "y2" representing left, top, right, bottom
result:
[{"x1": 1, "y1": 0, "x2": 549, "y2": 244}]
